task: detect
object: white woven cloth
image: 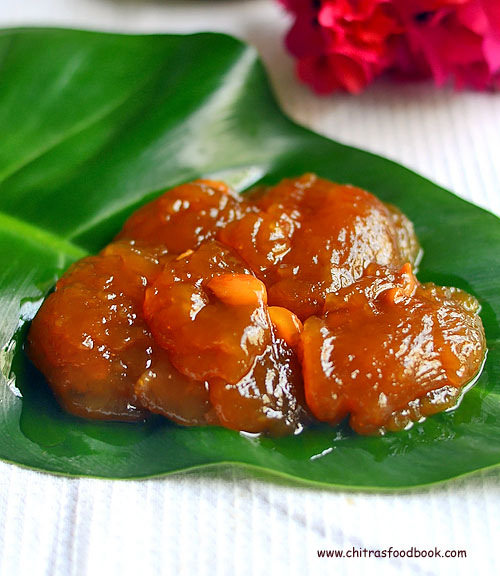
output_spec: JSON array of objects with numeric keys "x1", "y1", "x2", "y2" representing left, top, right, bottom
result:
[{"x1": 1, "y1": 2, "x2": 499, "y2": 575}]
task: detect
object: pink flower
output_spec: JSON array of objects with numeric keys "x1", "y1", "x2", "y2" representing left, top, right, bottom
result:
[
  {"x1": 391, "y1": 0, "x2": 500, "y2": 89},
  {"x1": 279, "y1": 0, "x2": 402, "y2": 94},
  {"x1": 278, "y1": 0, "x2": 500, "y2": 93}
]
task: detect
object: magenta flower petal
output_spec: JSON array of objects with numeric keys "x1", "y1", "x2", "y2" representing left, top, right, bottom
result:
[
  {"x1": 278, "y1": 0, "x2": 500, "y2": 93},
  {"x1": 391, "y1": 0, "x2": 500, "y2": 89},
  {"x1": 280, "y1": 0, "x2": 401, "y2": 94}
]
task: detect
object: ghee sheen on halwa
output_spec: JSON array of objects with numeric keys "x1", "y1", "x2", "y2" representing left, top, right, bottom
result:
[{"x1": 27, "y1": 175, "x2": 486, "y2": 436}]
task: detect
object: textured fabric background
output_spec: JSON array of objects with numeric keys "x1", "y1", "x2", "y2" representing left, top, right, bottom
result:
[{"x1": 1, "y1": 2, "x2": 499, "y2": 575}]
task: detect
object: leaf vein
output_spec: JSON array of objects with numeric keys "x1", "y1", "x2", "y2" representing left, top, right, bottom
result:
[
  {"x1": 0, "y1": 62, "x2": 163, "y2": 186},
  {"x1": 0, "y1": 210, "x2": 88, "y2": 259}
]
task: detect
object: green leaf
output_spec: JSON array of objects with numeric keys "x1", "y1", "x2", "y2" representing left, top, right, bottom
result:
[{"x1": 1, "y1": 28, "x2": 499, "y2": 489}]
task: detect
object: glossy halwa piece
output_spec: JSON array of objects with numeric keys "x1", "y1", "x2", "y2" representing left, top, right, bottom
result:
[
  {"x1": 135, "y1": 348, "x2": 218, "y2": 427},
  {"x1": 301, "y1": 263, "x2": 486, "y2": 435},
  {"x1": 118, "y1": 179, "x2": 248, "y2": 253},
  {"x1": 222, "y1": 174, "x2": 421, "y2": 319},
  {"x1": 143, "y1": 241, "x2": 306, "y2": 435},
  {"x1": 27, "y1": 248, "x2": 156, "y2": 421},
  {"x1": 28, "y1": 175, "x2": 484, "y2": 437},
  {"x1": 27, "y1": 241, "x2": 225, "y2": 426}
]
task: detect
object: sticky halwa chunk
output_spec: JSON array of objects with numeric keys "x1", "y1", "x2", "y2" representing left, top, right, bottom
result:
[
  {"x1": 27, "y1": 176, "x2": 485, "y2": 437},
  {"x1": 27, "y1": 249, "x2": 156, "y2": 420},
  {"x1": 301, "y1": 263, "x2": 486, "y2": 435},
  {"x1": 222, "y1": 174, "x2": 421, "y2": 319},
  {"x1": 143, "y1": 241, "x2": 307, "y2": 435},
  {"x1": 118, "y1": 179, "x2": 248, "y2": 253}
]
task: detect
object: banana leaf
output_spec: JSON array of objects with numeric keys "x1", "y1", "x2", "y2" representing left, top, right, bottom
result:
[{"x1": 1, "y1": 28, "x2": 499, "y2": 489}]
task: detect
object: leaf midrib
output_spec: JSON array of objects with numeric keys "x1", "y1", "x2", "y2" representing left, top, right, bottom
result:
[{"x1": 0, "y1": 43, "x2": 172, "y2": 186}]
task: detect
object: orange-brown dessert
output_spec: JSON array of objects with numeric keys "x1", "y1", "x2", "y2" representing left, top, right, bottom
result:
[
  {"x1": 118, "y1": 179, "x2": 248, "y2": 253},
  {"x1": 27, "y1": 175, "x2": 486, "y2": 436},
  {"x1": 143, "y1": 241, "x2": 306, "y2": 435},
  {"x1": 135, "y1": 347, "x2": 217, "y2": 427},
  {"x1": 222, "y1": 174, "x2": 420, "y2": 319},
  {"x1": 27, "y1": 246, "x2": 157, "y2": 421},
  {"x1": 301, "y1": 263, "x2": 486, "y2": 435}
]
